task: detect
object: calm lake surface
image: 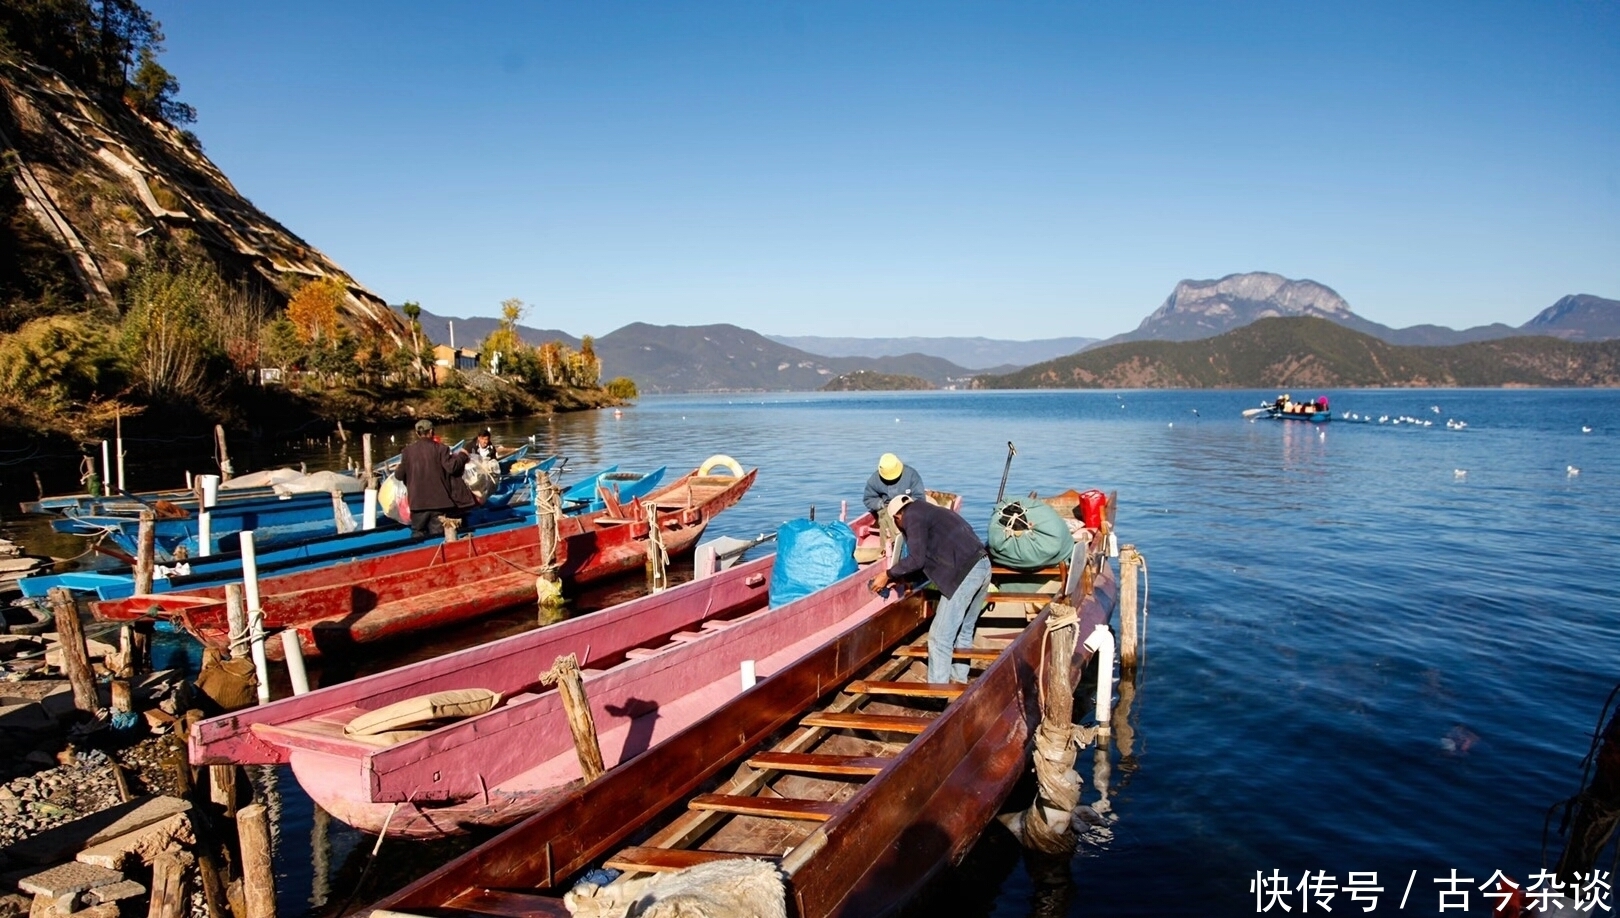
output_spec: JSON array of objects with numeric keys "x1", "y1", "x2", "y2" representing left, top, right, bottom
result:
[{"x1": 6, "y1": 389, "x2": 1618, "y2": 916}]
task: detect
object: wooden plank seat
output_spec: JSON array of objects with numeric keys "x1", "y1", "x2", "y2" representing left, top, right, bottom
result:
[
  {"x1": 669, "y1": 631, "x2": 706, "y2": 642},
  {"x1": 800, "y1": 711, "x2": 933, "y2": 735},
  {"x1": 846, "y1": 680, "x2": 965, "y2": 699},
  {"x1": 604, "y1": 846, "x2": 779, "y2": 874},
  {"x1": 689, "y1": 794, "x2": 840, "y2": 822},
  {"x1": 986, "y1": 591, "x2": 1058, "y2": 605},
  {"x1": 625, "y1": 647, "x2": 663, "y2": 659},
  {"x1": 745, "y1": 752, "x2": 891, "y2": 776},
  {"x1": 895, "y1": 645, "x2": 1003, "y2": 661}
]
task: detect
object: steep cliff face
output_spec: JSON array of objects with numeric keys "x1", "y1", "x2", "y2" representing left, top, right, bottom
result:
[
  {"x1": 0, "y1": 58, "x2": 404, "y2": 342},
  {"x1": 1136, "y1": 272, "x2": 1353, "y2": 340}
]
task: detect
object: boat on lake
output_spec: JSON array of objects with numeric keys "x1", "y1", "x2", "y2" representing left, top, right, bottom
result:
[
  {"x1": 1244, "y1": 394, "x2": 1332, "y2": 422},
  {"x1": 365, "y1": 492, "x2": 1119, "y2": 918},
  {"x1": 90, "y1": 462, "x2": 756, "y2": 657},
  {"x1": 188, "y1": 513, "x2": 895, "y2": 838}
]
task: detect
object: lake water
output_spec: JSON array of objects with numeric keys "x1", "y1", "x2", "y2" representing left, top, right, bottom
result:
[{"x1": 6, "y1": 388, "x2": 1618, "y2": 917}]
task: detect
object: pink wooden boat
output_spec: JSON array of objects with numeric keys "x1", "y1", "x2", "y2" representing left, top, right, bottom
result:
[
  {"x1": 91, "y1": 466, "x2": 756, "y2": 658},
  {"x1": 187, "y1": 515, "x2": 912, "y2": 839}
]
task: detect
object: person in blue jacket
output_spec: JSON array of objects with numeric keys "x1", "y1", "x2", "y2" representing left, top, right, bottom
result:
[
  {"x1": 866, "y1": 494, "x2": 992, "y2": 685},
  {"x1": 863, "y1": 452, "x2": 923, "y2": 515}
]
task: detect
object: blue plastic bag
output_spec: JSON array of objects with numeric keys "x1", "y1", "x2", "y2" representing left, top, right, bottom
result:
[{"x1": 768, "y1": 519, "x2": 858, "y2": 608}]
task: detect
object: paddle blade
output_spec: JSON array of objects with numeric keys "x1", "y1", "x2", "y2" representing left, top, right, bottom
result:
[{"x1": 1241, "y1": 408, "x2": 1268, "y2": 419}]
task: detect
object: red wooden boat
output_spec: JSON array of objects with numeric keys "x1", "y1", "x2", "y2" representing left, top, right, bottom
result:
[
  {"x1": 188, "y1": 516, "x2": 910, "y2": 839},
  {"x1": 91, "y1": 465, "x2": 755, "y2": 658},
  {"x1": 366, "y1": 495, "x2": 1119, "y2": 918}
]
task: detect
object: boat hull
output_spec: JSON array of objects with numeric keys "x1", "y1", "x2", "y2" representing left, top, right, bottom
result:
[{"x1": 93, "y1": 468, "x2": 756, "y2": 656}]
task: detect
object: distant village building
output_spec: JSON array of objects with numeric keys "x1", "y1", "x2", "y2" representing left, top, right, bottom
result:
[{"x1": 431, "y1": 344, "x2": 480, "y2": 384}]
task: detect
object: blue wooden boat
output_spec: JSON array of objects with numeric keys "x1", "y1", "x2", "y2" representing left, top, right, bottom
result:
[
  {"x1": 17, "y1": 461, "x2": 665, "y2": 603},
  {"x1": 1243, "y1": 395, "x2": 1332, "y2": 423},
  {"x1": 560, "y1": 466, "x2": 668, "y2": 514}
]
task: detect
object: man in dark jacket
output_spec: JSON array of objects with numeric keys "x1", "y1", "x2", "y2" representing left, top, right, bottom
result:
[
  {"x1": 867, "y1": 494, "x2": 992, "y2": 684},
  {"x1": 396, "y1": 419, "x2": 472, "y2": 539}
]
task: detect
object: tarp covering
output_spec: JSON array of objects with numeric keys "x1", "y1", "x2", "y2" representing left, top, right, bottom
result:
[
  {"x1": 988, "y1": 498, "x2": 1073, "y2": 570},
  {"x1": 272, "y1": 470, "x2": 364, "y2": 495},
  {"x1": 768, "y1": 519, "x2": 857, "y2": 609}
]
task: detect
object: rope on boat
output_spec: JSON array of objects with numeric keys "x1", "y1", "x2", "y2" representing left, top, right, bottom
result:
[{"x1": 1017, "y1": 600, "x2": 1085, "y2": 854}]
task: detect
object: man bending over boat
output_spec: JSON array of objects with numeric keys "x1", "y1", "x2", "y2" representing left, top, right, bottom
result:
[
  {"x1": 397, "y1": 419, "x2": 474, "y2": 539},
  {"x1": 867, "y1": 494, "x2": 992, "y2": 685}
]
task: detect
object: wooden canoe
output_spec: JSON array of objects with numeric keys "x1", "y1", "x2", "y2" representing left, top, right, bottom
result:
[
  {"x1": 90, "y1": 466, "x2": 757, "y2": 658},
  {"x1": 365, "y1": 500, "x2": 1119, "y2": 918},
  {"x1": 188, "y1": 515, "x2": 907, "y2": 839}
]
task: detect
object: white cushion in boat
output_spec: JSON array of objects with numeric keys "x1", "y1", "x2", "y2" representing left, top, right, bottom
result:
[{"x1": 344, "y1": 689, "x2": 503, "y2": 736}]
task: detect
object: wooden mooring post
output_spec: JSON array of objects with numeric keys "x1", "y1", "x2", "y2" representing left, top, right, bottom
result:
[
  {"x1": 1118, "y1": 545, "x2": 1141, "y2": 671},
  {"x1": 214, "y1": 425, "x2": 233, "y2": 479},
  {"x1": 47, "y1": 588, "x2": 99, "y2": 713},
  {"x1": 134, "y1": 510, "x2": 155, "y2": 595},
  {"x1": 541, "y1": 654, "x2": 605, "y2": 782},
  {"x1": 237, "y1": 803, "x2": 276, "y2": 918}
]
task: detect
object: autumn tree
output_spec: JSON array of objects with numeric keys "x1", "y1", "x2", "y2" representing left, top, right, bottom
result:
[
  {"x1": 481, "y1": 297, "x2": 526, "y2": 373},
  {"x1": 286, "y1": 277, "x2": 345, "y2": 344}
]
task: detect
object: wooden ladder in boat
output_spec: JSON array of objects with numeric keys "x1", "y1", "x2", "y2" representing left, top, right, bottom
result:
[{"x1": 597, "y1": 638, "x2": 1004, "y2": 877}]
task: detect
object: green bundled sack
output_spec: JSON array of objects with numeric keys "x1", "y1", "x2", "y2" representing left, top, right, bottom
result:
[{"x1": 988, "y1": 498, "x2": 1073, "y2": 570}]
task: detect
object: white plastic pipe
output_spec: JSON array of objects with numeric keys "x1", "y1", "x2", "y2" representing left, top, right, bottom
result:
[
  {"x1": 198, "y1": 474, "x2": 220, "y2": 557},
  {"x1": 362, "y1": 488, "x2": 378, "y2": 531},
  {"x1": 1085, "y1": 623, "x2": 1115, "y2": 739},
  {"x1": 740, "y1": 659, "x2": 757, "y2": 689},
  {"x1": 100, "y1": 440, "x2": 110, "y2": 492},
  {"x1": 241, "y1": 530, "x2": 271, "y2": 704},
  {"x1": 185, "y1": 471, "x2": 193, "y2": 489},
  {"x1": 116, "y1": 433, "x2": 126, "y2": 494},
  {"x1": 280, "y1": 630, "x2": 310, "y2": 695}
]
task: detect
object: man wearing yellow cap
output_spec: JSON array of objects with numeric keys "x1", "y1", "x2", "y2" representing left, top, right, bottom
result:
[{"x1": 864, "y1": 452, "x2": 924, "y2": 544}]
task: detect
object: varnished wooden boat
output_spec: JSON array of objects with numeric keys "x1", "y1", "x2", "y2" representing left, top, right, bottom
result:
[
  {"x1": 366, "y1": 497, "x2": 1119, "y2": 918},
  {"x1": 188, "y1": 514, "x2": 900, "y2": 838},
  {"x1": 90, "y1": 465, "x2": 756, "y2": 657}
]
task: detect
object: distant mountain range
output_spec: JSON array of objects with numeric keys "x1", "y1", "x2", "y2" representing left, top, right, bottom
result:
[
  {"x1": 1093, "y1": 272, "x2": 1618, "y2": 349},
  {"x1": 978, "y1": 316, "x2": 1620, "y2": 389},
  {"x1": 397, "y1": 278, "x2": 1619, "y2": 392},
  {"x1": 592, "y1": 323, "x2": 977, "y2": 392},
  {"x1": 765, "y1": 335, "x2": 1096, "y2": 370}
]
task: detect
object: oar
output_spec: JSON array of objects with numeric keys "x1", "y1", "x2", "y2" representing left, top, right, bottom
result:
[
  {"x1": 1241, "y1": 407, "x2": 1270, "y2": 419},
  {"x1": 996, "y1": 441, "x2": 1017, "y2": 503}
]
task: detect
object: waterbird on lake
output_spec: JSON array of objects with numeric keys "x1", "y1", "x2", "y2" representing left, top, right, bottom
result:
[
  {"x1": 1583, "y1": 426, "x2": 1593, "y2": 433},
  {"x1": 1432, "y1": 406, "x2": 1441, "y2": 414},
  {"x1": 1454, "y1": 469, "x2": 1467, "y2": 479},
  {"x1": 1568, "y1": 466, "x2": 1580, "y2": 477}
]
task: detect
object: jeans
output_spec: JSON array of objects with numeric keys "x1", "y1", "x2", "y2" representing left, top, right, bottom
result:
[{"x1": 928, "y1": 556, "x2": 992, "y2": 684}]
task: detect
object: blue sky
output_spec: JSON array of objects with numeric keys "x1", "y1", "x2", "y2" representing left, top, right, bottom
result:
[{"x1": 145, "y1": 1, "x2": 1618, "y2": 339}]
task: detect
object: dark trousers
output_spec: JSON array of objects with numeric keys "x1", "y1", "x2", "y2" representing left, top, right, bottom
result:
[{"x1": 410, "y1": 509, "x2": 456, "y2": 539}]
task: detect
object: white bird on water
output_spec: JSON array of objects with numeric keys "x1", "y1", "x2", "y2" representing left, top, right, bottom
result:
[
  {"x1": 1454, "y1": 469, "x2": 1467, "y2": 479},
  {"x1": 1431, "y1": 405, "x2": 1441, "y2": 414},
  {"x1": 1583, "y1": 426, "x2": 1593, "y2": 434},
  {"x1": 1568, "y1": 465, "x2": 1580, "y2": 477}
]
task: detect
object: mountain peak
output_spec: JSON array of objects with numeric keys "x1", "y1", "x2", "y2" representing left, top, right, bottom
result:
[
  {"x1": 1520, "y1": 294, "x2": 1620, "y2": 341},
  {"x1": 1143, "y1": 272, "x2": 1353, "y2": 333}
]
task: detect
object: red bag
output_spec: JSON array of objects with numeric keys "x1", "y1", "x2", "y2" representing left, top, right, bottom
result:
[{"x1": 1078, "y1": 489, "x2": 1107, "y2": 530}]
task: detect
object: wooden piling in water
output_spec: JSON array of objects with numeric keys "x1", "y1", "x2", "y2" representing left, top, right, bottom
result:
[
  {"x1": 224, "y1": 584, "x2": 247, "y2": 660},
  {"x1": 134, "y1": 511, "x2": 155, "y2": 596},
  {"x1": 237, "y1": 803, "x2": 276, "y2": 918},
  {"x1": 541, "y1": 654, "x2": 605, "y2": 782},
  {"x1": 47, "y1": 588, "x2": 99, "y2": 713},
  {"x1": 214, "y1": 425, "x2": 233, "y2": 479},
  {"x1": 1119, "y1": 545, "x2": 1141, "y2": 671}
]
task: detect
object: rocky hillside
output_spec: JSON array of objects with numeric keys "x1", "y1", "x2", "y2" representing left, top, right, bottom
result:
[
  {"x1": 979, "y1": 316, "x2": 1620, "y2": 389},
  {"x1": 0, "y1": 58, "x2": 404, "y2": 343}
]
